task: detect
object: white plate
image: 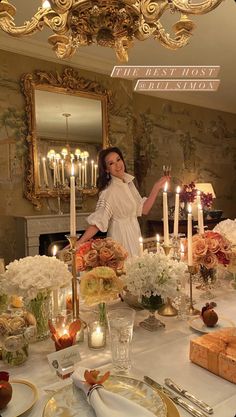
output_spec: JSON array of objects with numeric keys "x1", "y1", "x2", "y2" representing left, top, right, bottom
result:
[
  {"x1": 189, "y1": 316, "x2": 235, "y2": 334},
  {"x1": 1, "y1": 379, "x2": 38, "y2": 417},
  {"x1": 43, "y1": 375, "x2": 175, "y2": 417}
]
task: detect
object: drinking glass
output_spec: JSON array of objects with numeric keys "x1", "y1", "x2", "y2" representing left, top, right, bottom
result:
[{"x1": 107, "y1": 307, "x2": 135, "y2": 373}]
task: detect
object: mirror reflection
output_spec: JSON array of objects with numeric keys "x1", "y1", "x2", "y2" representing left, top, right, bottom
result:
[
  {"x1": 35, "y1": 90, "x2": 102, "y2": 190},
  {"x1": 21, "y1": 67, "x2": 110, "y2": 209}
]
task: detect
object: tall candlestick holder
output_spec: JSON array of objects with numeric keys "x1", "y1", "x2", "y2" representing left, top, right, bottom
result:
[
  {"x1": 159, "y1": 243, "x2": 178, "y2": 317},
  {"x1": 66, "y1": 235, "x2": 79, "y2": 320},
  {"x1": 188, "y1": 265, "x2": 200, "y2": 316}
]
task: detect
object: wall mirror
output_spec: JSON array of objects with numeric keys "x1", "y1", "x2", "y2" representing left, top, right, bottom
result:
[{"x1": 21, "y1": 67, "x2": 111, "y2": 209}]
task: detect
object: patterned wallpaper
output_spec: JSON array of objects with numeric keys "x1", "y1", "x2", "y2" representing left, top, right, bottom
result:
[{"x1": 0, "y1": 50, "x2": 236, "y2": 263}]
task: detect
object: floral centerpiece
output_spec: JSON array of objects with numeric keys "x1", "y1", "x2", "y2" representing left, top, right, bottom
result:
[
  {"x1": 75, "y1": 238, "x2": 128, "y2": 323},
  {"x1": 75, "y1": 238, "x2": 128, "y2": 273},
  {"x1": 0, "y1": 256, "x2": 72, "y2": 340},
  {"x1": 186, "y1": 231, "x2": 232, "y2": 291},
  {"x1": 80, "y1": 266, "x2": 124, "y2": 324},
  {"x1": 121, "y1": 251, "x2": 187, "y2": 330},
  {"x1": 213, "y1": 219, "x2": 236, "y2": 287}
]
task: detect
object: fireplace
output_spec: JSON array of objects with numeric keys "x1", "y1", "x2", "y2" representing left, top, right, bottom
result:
[{"x1": 15, "y1": 213, "x2": 91, "y2": 258}]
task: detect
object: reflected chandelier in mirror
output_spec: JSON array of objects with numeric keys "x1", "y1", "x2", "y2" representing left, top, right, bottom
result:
[{"x1": 21, "y1": 67, "x2": 111, "y2": 209}]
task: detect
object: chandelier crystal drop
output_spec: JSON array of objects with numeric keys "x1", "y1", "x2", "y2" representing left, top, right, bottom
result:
[{"x1": 0, "y1": 0, "x2": 224, "y2": 62}]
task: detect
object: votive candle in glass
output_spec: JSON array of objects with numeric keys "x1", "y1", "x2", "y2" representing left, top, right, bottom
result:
[{"x1": 88, "y1": 321, "x2": 106, "y2": 349}]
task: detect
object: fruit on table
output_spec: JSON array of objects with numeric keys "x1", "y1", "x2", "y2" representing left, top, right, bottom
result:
[
  {"x1": 0, "y1": 371, "x2": 12, "y2": 410},
  {"x1": 201, "y1": 302, "x2": 218, "y2": 327}
]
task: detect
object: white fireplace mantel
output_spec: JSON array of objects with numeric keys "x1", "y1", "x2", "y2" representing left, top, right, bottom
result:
[{"x1": 15, "y1": 213, "x2": 90, "y2": 258}]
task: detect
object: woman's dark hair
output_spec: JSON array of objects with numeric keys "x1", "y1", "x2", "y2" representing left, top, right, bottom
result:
[{"x1": 96, "y1": 146, "x2": 127, "y2": 191}]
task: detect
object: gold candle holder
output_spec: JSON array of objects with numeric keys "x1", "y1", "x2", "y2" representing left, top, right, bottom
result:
[
  {"x1": 158, "y1": 297, "x2": 178, "y2": 317},
  {"x1": 188, "y1": 265, "x2": 200, "y2": 316},
  {"x1": 66, "y1": 235, "x2": 79, "y2": 320},
  {"x1": 161, "y1": 244, "x2": 172, "y2": 256},
  {"x1": 160, "y1": 244, "x2": 177, "y2": 316}
]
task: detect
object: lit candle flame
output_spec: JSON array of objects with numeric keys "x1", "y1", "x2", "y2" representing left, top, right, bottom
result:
[
  {"x1": 164, "y1": 182, "x2": 168, "y2": 192},
  {"x1": 71, "y1": 163, "x2": 74, "y2": 176},
  {"x1": 156, "y1": 234, "x2": 160, "y2": 243},
  {"x1": 188, "y1": 204, "x2": 192, "y2": 214},
  {"x1": 52, "y1": 245, "x2": 57, "y2": 257},
  {"x1": 176, "y1": 186, "x2": 181, "y2": 193}
]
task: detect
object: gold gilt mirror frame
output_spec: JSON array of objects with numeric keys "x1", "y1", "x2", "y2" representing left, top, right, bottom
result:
[{"x1": 21, "y1": 67, "x2": 111, "y2": 210}]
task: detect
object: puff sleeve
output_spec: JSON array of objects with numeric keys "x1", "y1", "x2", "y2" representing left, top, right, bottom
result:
[
  {"x1": 86, "y1": 193, "x2": 113, "y2": 232},
  {"x1": 128, "y1": 182, "x2": 147, "y2": 217}
]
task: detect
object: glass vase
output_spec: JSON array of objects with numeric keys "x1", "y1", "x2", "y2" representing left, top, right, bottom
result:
[
  {"x1": 197, "y1": 265, "x2": 217, "y2": 299},
  {"x1": 2, "y1": 331, "x2": 29, "y2": 366},
  {"x1": 26, "y1": 290, "x2": 52, "y2": 340},
  {"x1": 139, "y1": 294, "x2": 165, "y2": 331}
]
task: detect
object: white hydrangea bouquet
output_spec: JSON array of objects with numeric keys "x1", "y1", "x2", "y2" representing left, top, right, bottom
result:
[
  {"x1": 122, "y1": 251, "x2": 187, "y2": 330},
  {"x1": 214, "y1": 219, "x2": 236, "y2": 246},
  {"x1": 123, "y1": 251, "x2": 187, "y2": 301},
  {"x1": 0, "y1": 256, "x2": 72, "y2": 340},
  {"x1": 0, "y1": 255, "x2": 72, "y2": 301}
]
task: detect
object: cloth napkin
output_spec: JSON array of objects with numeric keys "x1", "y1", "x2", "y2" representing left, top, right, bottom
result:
[{"x1": 72, "y1": 368, "x2": 157, "y2": 417}]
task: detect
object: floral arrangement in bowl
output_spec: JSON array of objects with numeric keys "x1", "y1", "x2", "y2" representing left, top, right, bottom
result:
[
  {"x1": 76, "y1": 238, "x2": 128, "y2": 273},
  {"x1": 0, "y1": 255, "x2": 72, "y2": 301},
  {"x1": 0, "y1": 256, "x2": 72, "y2": 340},
  {"x1": 80, "y1": 266, "x2": 124, "y2": 324},
  {"x1": 189, "y1": 231, "x2": 231, "y2": 270},
  {"x1": 80, "y1": 266, "x2": 123, "y2": 306},
  {"x1": 122, "y1": 251, "x2": 187, "y2": 301}
]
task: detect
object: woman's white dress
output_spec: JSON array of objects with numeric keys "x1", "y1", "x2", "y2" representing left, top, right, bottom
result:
[{"x1": 87, "y1": 173, "x2": 146, "y2": 256}]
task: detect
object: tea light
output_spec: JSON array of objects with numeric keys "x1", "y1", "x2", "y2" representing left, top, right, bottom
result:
[{"x1": 88, "y1": 321, "x2": 106, "y2": 349}]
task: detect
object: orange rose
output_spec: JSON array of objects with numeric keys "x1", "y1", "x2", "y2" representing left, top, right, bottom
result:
[
  {"x1": 77, "y1": 241, "x2": 92, "y2": 256},
  {"x1": 220, "y1": 238, "x2": 231, "y2": 254},
  {"x1": 99, "y1": 247, "x2": 114, "y2": 264},
  {"x1": 201, "y1": 253, "x2": 217, "y2": 269},
  {"x1": 76, "y1": 255, "x2": 84, "y2": 271},
  {"x1": 84, "y1": 250, "x2": 99, "y2": 268},
  {"x1": 192, "y1": 236, "x2": 208, "y2": 258}
]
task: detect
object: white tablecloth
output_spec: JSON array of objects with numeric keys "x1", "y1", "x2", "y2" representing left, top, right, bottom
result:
[{"x1": 1, "y1": 287, "x2": 236, "y2": 417}]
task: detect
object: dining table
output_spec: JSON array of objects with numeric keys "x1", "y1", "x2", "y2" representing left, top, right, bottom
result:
[{"x1": 0, "y1": 283, "x2": 236, "y2": 417}]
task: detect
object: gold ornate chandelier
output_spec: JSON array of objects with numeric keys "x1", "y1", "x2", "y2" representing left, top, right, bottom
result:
[{"x1": 0, "y1": 0, "x2": 224, "y2": 62}]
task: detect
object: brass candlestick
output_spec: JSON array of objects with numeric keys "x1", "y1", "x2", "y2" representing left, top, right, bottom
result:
[
  {"x1": 66, "y1": 235, "x2": 79, "y2": 320},
  {"x1": 161, "y1": 244, "x2": 172, "y2": 257},
  {"x1": 188, "y1": 265, "x2": 200, "y2": 316},
  {"x1": 159, "y1": 243, "x2": 177, "y2": 316}
]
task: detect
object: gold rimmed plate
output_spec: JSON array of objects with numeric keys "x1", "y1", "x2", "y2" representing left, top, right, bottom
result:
[
  {"x1": 1, "y1": 379, "x2": 38, "y2": 417},
  {"x1": 188, "y1": 316, "x2": 235, "y2": 334},
  {"x1": 43, "y1": 375, "x2": 180, "y2": 417}
]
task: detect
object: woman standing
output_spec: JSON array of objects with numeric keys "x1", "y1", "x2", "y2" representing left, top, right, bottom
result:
[{"x1": 77, "y1": 147, "x2": 169, "y2": 256}]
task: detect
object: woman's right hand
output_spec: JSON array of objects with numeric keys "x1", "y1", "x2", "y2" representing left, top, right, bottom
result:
[{"x1": 155, "y1": 175, "x2": 170, "y2": 191}]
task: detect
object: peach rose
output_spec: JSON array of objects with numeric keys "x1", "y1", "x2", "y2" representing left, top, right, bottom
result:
[
  {"x1": 192, "y1": 236, "x2": 208, "y2": 258},
  {"x1": 84, "y1": 250, "x2": 99, "y2": 268},
  {"x1": 106, "y1": 259, "x2": 124, "y2": 270},
  {"x1": 91, "y1": 239, "x2": 106, "y2": 251},
  {"x1": 206, "y1": 237, "x2": 220, "y2": 253},
  {"x1": 99, "y1": 247, "x2": 114, "y2": 263},
  {"x1": 76, "y1": 255, "x2": 84, "y2": 271},
  {"x1": 220, "y1": 238, "x2": 231, "y2": 254},
  {"x1": 112, "y1": 243, "x2": 128, "y2": 260},
  {"x1": 201, "y1": 253, "x2": 218, "y2": 269}
]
